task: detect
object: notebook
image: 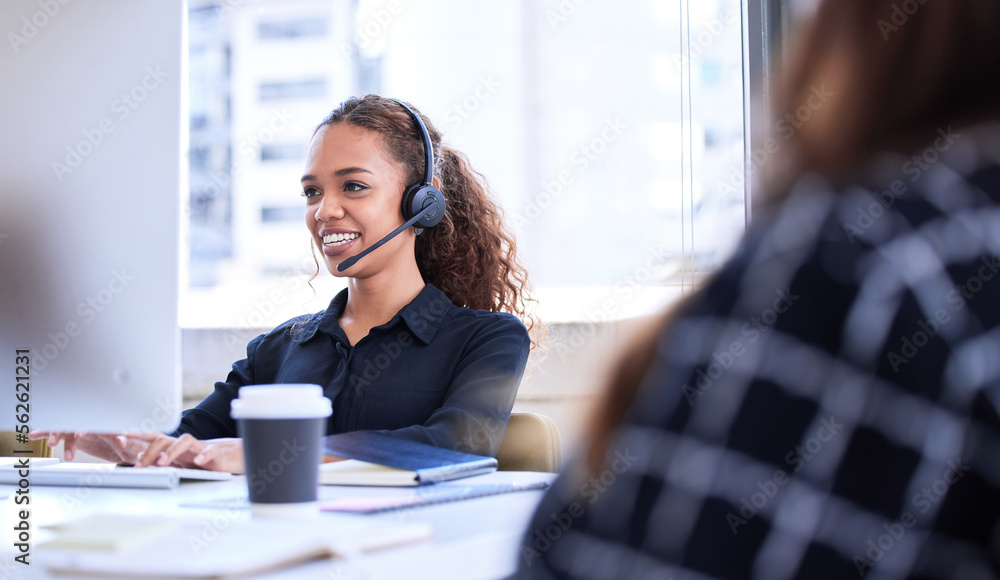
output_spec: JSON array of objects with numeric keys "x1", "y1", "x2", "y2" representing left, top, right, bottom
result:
[
  {"x1": 321, "y1": 431, "x2": 498, "y2": 486},
  {"x1": 319, "y1": 480, "x2": 551, "y2": 513},
  {"x1": 0, "y1": 462, "x2": 233, "y2": 489}
]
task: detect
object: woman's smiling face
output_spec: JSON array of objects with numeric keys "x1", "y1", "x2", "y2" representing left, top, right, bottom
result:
[{"x1": 302, "y1": 122, "x2": 413, "y2": 277}]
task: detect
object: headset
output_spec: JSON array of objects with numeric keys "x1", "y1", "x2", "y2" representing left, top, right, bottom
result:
[
  {"x1": 337, "y1": 98, "x2": 447, "y2": 272},
  {"x1": 394, "y1": 98, "x2": 447, "y2": 233}
]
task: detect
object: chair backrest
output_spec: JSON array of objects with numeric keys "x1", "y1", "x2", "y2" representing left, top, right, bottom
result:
[{"x1": 496, "y1": 412, "x2": 562, "y2": 473}]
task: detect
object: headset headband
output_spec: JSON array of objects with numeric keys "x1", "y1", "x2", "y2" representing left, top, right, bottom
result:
[{"x1": 389, "y1": 98, "x2": 434, "y2": 186}]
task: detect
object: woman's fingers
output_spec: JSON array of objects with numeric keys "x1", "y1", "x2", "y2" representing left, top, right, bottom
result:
[
  {"x1": 192, "y1": 446, "x2": 213, "y2": 466},
  {"x1": 44, "y1": 431, "x2": 63, "y2": 447},
  {"x1": 125, "y1": 432, "x2": 168, "y2": 443},
  {"x1": 29, "y1": 430, "x2": 67, "y2": 455},
  {"x1": 192, "y1": 440, "x2": 225, "y2": 468},
  {"x1": 156, "y1": 434, "x2": 202, "y2": 468},
  {"x1": 30, "y1": 431, "x2": 71, "y2": 459},
  {"x1": 118, "y1": 432, "x2": 162, "y2": 462},
  {"x1": 194, "y1": 439, "x2": 244, "y2": 473},
  {"x1": 135, "y1": 434, "x2": 181, "y2": 467},
  {"x1": 106, "y1": 434, "x2": 151, "y2": 465},
  {"x1": 63, "y1": 432, "x2": 86, "y2": 461}
]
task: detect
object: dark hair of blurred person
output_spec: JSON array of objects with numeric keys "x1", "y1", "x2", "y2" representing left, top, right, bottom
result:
[{"x1": 516, "y1": 1, "x2": 1000, "y2": 578}]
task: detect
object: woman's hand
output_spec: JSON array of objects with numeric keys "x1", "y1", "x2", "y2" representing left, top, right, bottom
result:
[
  {"x1": 134, "y1": 433, "x2": 245, "y2": 474},
  {"x1": 29, "y1": 431, "x2": 149, "y2": 464},
  {"x1": 29, "y1": 431, "x2": 245, "y2": 474}
]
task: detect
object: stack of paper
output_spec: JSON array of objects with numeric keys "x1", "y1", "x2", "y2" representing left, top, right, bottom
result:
[{"x1": 37, "y1": 514, "x2": 432, "y2": 578}]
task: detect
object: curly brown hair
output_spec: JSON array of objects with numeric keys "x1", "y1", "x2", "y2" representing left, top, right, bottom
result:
[{"x1": 314, "y1": 94, "x2": 540, "y2": 345}]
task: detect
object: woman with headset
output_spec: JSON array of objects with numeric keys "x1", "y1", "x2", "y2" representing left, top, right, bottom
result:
[{"x1": 35, "y1": 95, "x2": 538, "y2": 473}]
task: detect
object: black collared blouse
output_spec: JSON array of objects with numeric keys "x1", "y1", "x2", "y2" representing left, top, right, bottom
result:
[{"x1": 174, "y1": 284, "x2": 530, "y2": 457}]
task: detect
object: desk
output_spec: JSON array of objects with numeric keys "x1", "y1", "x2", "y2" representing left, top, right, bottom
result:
[{"x1": 1, "y1": 471, "x2": 554, "y2": 579}]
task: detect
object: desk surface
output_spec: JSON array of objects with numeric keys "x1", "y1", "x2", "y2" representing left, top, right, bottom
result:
[{"x1": 1, "y1": 470, "x2": 555, "y2": 580}]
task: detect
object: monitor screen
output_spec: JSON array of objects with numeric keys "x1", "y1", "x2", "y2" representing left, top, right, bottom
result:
[{"x1": 0, "y1": 0, "x2": 184, "y2": 432}]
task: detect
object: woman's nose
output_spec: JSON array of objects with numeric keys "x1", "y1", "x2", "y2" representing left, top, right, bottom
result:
[{"x1": 314, "y1": 193, "x2": 344, "y2": 222}]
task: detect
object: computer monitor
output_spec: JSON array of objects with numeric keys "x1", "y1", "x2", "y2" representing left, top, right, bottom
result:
[{"x1": 0, "y1": 1, "x2": 184, "y2": 432}]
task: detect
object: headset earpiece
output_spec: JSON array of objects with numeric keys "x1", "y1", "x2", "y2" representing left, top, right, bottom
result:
[
  {"x1": 391, "y1": 99, "x2": 446, "y2": 232},
  {"x1": 401, "y1": 182, "x2": 446, "y2": 230}
]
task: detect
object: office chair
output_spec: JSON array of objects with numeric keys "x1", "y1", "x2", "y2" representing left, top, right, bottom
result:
[{"x1": 496, "y1": 412, "x2": 562, "y2": 473}]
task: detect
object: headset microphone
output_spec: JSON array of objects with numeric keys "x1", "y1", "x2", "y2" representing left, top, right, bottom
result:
[
  {"x1": 336, "y1": 99, "x2": 446, "y2": 273},
  {"x1": 336, "y1": 202, "x2": 441, "y2": 271}
]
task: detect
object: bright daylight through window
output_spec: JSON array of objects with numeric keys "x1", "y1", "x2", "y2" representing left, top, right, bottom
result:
[{"x1": 182, "y1": 0, "x2": 746, "y2": 329}]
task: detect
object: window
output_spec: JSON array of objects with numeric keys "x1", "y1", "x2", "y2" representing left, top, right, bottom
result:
[
  {"x1": 261, "y1": 206, "x2": 304, "y2": 223},
  {"x1": 189, "y1": 146, "x2": 210, "y2": 172},
  {"x1": 259, "y1": 79, "x2": 327, "y2": 102},
  {"x1": 182, "y1": 0, "x2": 748, "y2": 328},
  {"x1": 260, "y1": 143, "x2": 306, "y2": 162},
  {"x1": 259, "y1": 18, "x2": 327, "y2": 39}
]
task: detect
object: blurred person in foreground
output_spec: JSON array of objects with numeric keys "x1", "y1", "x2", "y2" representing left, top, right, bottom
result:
[{"x1": 516, "y1": 1, "x2": 1000, "y2": 578}]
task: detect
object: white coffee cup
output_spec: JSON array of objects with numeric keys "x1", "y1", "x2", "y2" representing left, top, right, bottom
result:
[{"x1": 231, "y1": 384, "x2": 332, "y2": 517}]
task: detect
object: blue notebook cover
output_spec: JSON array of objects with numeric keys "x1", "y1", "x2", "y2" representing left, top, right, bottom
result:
[{"x1": 322, "y1": 431, "x2": 498, "y2": 484}]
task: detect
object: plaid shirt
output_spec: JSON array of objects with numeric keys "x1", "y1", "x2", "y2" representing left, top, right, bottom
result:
[{"x1": 515, "y1": 122, "x2": 1000, "y2": 580}]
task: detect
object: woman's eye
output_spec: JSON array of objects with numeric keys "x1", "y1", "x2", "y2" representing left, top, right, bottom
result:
[
  {"x1": 301, "y1": 187, "x2": 321, "y2": 198},
  {"x1": 344, "y1": 181, "x2": 368, "y2": 193}
]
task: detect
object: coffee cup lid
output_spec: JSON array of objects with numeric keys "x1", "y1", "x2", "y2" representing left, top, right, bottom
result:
[{"x1": 231, "y1": 384, "x2": 332, "y2": 419}]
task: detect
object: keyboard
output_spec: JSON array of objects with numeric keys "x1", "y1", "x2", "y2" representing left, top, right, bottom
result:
[
  {"x1": 116, "y1": 465, "x2": 235, "y2": 481},
  {"x1": 0, "y1": 462, "x2": 234, "y2": 489}
]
